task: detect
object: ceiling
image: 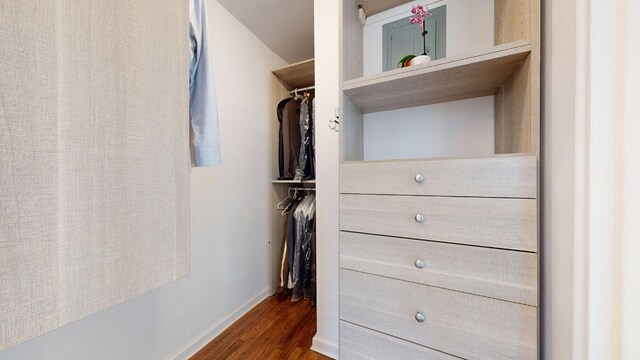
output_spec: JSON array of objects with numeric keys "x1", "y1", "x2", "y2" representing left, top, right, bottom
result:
[{"x1": 217, "y1": 0, "x2": 314, "y2": 64}]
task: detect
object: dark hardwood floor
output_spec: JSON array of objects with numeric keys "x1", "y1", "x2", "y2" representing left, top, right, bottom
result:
[{"x1": 191, "y1": 294, "x2": 330, "y2": 360}]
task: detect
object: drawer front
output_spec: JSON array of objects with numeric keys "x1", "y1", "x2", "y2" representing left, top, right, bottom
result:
[
  {"x1": 340, "y1": 321, "x2": 456, "y2": 360},
  {"x1": 340, "y1": 269, "x2": 537, "y2": 360},
  {"x1": 340, "y1": 155, "x2": 537, "y2": 198},
  {"x1": 340, "y1": 232, "x2": 538, "y2": 306},
  {"x1": 340, "y1": 194, "x2": 537, "y2": 251}
]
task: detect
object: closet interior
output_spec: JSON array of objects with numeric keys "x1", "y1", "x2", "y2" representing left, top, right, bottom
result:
[
  {"x1": 339, "y1": 1, "x2": 540, "y2": 359},
  {"x1": 270, "y1": 59, "x2": 318, "y2": 306}
]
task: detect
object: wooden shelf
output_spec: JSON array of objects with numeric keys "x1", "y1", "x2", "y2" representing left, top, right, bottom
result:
[
  {"x1": 273, "y1": 59, "x2": 315, "y2": 90},
  {"x1": 343, "y1": 41, "x2": 531, "y2": 114},
  {"x1": 272, "y1": 180, "x2": 316, "y2": 185},
  {"x1": 357, "y1": 0, "x2": 412, "y2": 17}
]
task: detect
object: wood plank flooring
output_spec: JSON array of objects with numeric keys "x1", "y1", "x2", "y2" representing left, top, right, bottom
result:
[{"x1": 191, "y1": 294, "x2": 330, "y2": 360}]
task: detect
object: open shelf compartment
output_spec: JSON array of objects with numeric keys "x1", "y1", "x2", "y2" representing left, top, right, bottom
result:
[
  {"x1": 344, "y1": 41, "x2": 531, "y2": 114},
  {"x1": 272, "y1": 59, "x2": 315, "y2": 90},
  {"x1": 357, "y1": 0, "x2": 413, "y2": 17}
]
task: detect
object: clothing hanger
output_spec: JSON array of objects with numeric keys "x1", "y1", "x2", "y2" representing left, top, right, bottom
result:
[
  {"x1": 277, "y1": 193, "x2": 294, "y2": 216},
  {"x1": 283, "y1": 199, "x2": 295, "y2": 216},
  {"x1": 292, "y1": 88, "x2": 305, "y2": 101},
  {"x1": 277, "y1": 194, "x2": 292, "y2": 210}
]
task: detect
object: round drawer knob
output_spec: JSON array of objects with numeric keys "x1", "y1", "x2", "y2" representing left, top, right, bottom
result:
[
  {"x1": 414, "y1": 174, "x2": 425, "y2": 183},
  {"x1": 415, "y1": 259, "x2": 425, "y2": 269},
  {"x1": 415, "y1": 214, "x2": 425, "y2": 223},
  {"x1": 415, "y1": 312, "x2": 425, "y2": 323}
]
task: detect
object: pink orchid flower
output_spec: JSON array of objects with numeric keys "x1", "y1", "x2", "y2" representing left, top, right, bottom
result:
[{"x1": 410, "y1": 4, "x2": 432, "y2": 31}]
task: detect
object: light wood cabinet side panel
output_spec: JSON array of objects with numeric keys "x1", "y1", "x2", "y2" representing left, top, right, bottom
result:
[
  {"x1": 494, "y1": 0, "x2": 540, "y2": 157},
  {"x1": 495, "y1": 0, "x2": 531, "y2": 45},
  {"x1": 342, "y1": 0, "x2": 363, "y2": 81},
  {"x1": 340, "y1": 94, "x2": 364, "y2": 161},
  {"x1": 495, "y1": 57, "x2": 532, "y2": 154}
]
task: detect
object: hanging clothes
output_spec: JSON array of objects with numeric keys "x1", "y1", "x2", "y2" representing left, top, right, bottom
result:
[
  {"x1": 312, "y1": 98, "x2": 316, "y2": 172},
  {"x1": 294, "y1": 95, "x2": 316, "y2": 181},
  {"x1": 291, "y1": 194, "x2": 314, "y2": 286},
  {"x1": 276, "y1": 98, "x2": 292, "y2": 179},
  {"x1": 278, "y1": 198, "x2": 299, "y2": 293},
  {"x1": 281, "y1": 99, "x2": 302, "y2": 179},
  {"x1": 309, "y1": 219, "x2": 317, "y2": 305},
  {"x1": 277, "y1": 190, "x2": 316, "y2": 304},
  {"x1": 189, "y1": 0, "x2": 221, "y2": 167},
  {"x1": 276, "y1": 199, "x2": 298, "y2": 293},
  {"x1": 299, "y1": 203, "x2": 316, "y2": 301},
  {"x1": 291, "y1": 194, "x2": 316, "y2": 302},
  {"x1": 285, "y1": 198, "x2": 299, "y2": 284},
  {"x1": 278, "y1": 91, "x2": 315, "y2": 180}
]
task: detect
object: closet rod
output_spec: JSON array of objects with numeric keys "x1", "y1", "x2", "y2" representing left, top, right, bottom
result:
[{"x1": 288, "y1": 85, "x2": 315, "y2": 95}]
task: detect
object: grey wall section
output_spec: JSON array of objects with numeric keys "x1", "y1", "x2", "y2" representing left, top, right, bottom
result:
[
  {"x1": 0, "y1": 1, "x2": 286, "y2": 358},
  {"x1": 1, "y1": 0, "x2": 190, "y2": 351}
]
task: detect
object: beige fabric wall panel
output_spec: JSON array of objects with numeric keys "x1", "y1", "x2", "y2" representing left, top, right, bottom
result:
[
  {"x1": 0, "y1": 0, "x2": 190, "y2": 351},
  {"x1": 0, "y1": 1, "x2": 61, "y2": 351}
]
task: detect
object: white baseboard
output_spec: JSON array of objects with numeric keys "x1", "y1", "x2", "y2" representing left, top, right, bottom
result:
[
  {"x1": 311, "y1": 336, "x2": 339, "y2": 359},
  {"x1": 167, "y1": 288, "x2": 271, "y2": 360}
]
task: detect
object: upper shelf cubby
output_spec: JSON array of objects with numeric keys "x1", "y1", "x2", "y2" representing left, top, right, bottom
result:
[
  {"x1": 343, "y1": 40, "x2": 531, "y2": 114},
  {"x1": 273, "y1": 59, "x2": 315, "y2": 90},
  {"x1": 357, "y1": 0, "x2": 412, "y2": 17}
]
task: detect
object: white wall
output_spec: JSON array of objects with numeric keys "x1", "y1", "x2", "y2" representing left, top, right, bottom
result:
[
  {"x1": 362, "y1": 0, "x2": 495, "y2": 161},
  {"x1": 585, "y1": 0, "x2": 640, "y2": 358},
  {"x1": 541, "y1": 0, "x2": 578, "y2": 358},
  {"x1": 312, "y1": 0, "x2": 341, "y2": 358},
  {"x1": 363, "y1": 97, "x2": 494, "y2": 160},
  {"x1": 0, "y1": 1, "x2": 286, "y2": 359},
  {"x1": 544, "y1": 0, "x2": 640, "y2": 358},
  {"x1": 619, "y1": 3, "x2": 640, "y2": 357}
]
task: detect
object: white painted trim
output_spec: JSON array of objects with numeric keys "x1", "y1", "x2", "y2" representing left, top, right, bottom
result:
[
  {"x1": 572, "y1": 0, "x2": 591, "y2": 359},
  {"x1": 573, "y1": 0, "x2": 640, "y2": 358},
  {"x1": 312, "y1": 336, "x2": 339, "y2": 359},
  {"x1": 365, "y1": 0, "x2": 446, "y2": 25},
  {"x1": 620, "y1": 3, "x2": 640, "y2": 359},
  {"x1": 166, "y1": 288, "x2": 271, "y2": 360},
  {"x1": 587, "y1": 0, "x2": 623, "y2": 357}
]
